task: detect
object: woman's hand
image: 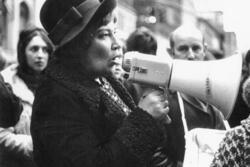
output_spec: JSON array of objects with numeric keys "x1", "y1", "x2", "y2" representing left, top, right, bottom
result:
[{"x1": 138, "y1": 88, "x2": 171, "y2": 124}]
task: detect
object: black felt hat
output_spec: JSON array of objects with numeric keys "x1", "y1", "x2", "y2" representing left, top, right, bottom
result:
[{"x1": 40, "y1": 0, "x2": 116, "y2": 46}]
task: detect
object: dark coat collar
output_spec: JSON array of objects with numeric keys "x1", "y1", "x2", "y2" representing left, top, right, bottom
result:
[
  {"x1": 45, "y1": 58, "x2": 101, "y2": 112},
  {"x1": 45, "y1": 58, "x2": 137, "y2": 114}
]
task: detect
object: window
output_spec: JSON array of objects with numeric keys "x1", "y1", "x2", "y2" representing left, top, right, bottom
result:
[{"x1": 19, "y1": 2, "x2": 29, "y2": 31}]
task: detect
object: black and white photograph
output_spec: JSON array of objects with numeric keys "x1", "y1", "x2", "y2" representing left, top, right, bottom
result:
[{"x1": 0, "y1": 0, "x2": 249, "y2": 167}]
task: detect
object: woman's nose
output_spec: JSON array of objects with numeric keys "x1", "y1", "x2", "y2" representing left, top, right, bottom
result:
[
  {"x1": 111, "y1": 41, "x2": 121, "y2": 51},
  {"x1": 37, "y1": 48, "x2": 47, "y2": 58},
  {"x1": 111, "y1": 34, "x2": 121, "y2": 50}
]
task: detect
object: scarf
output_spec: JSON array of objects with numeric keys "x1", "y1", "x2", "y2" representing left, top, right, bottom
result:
[
  {"x1": 45, "y1": 58, "x2": 137, "y2": 127},
  {"x1": 17, "y1": 66, "x2": 41, "y2": 93}
]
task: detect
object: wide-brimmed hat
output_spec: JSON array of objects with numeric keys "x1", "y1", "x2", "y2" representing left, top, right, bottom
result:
[{"x1": 40, "y1": 0, "x2": 116, "y2": 46}]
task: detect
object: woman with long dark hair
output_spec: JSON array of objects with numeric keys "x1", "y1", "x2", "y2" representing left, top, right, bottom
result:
[{"x1": 0, "y1": 27, "x2": 53, "y2": 167}]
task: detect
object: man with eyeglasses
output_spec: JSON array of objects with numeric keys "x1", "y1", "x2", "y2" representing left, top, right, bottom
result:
[{"x1": 161, "y1": 24, "x2": 227, "y2": 166}]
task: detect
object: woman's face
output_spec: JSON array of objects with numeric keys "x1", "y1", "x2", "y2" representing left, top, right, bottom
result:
[
  {"x1": 83, "y1": 12, "x2": 121, "y2": 76},
  {"x1": 25, "y1": 35, "x2": 49, "y2": 72}
]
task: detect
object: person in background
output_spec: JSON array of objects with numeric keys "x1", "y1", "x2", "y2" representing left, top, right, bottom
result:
[
  {"x1": 31, "y1": 0, "x2": 170, "y2": 167},
  {"x1": 241, "y1": 50, "x2": 250, "y2": 82},
  {"x1": 0, "y1": 74, "x2": 22, "y2": 128},
  {"x1": 0, "y1": 27, "x2": 54, "y2": 167},
  {"x1": 242, "y1": 76, "x2": 250, "y2": 109},
  {"x1": 204, "y1": 50, "x2": 217, "y2": 60},
  {"x1": 210, "y1": 76, "x2": 250, "y2": 167},
  {"x1": 207, "y1": 48, "x2": 224, "y2": 60},
  {"x1": 228, "y1": 50, "x2": 250, "y2": 127},
  {"x1": 124, "y1": 27, "x2": 175, "y2": 167},
  {"x1": 0, "y1": 74, "x2": 23, "y2": 167},
  {"x1": 164, "y1": 24, "x2": 226, "y2": 166},
  {"x1": 126, "y1": 27, "x2": 158, "y2": 55},
  {"x1": 125, "y1": 26, "x2": 158, "y2": 104}
]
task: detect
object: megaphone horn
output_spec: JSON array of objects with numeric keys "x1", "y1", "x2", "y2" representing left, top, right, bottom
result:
[
  {"x1": 170, "y1": 54, "x2": 242, "y2": 119},
  {"x1": 122, "y1": 52, "x2": 242, "y2": 119}
]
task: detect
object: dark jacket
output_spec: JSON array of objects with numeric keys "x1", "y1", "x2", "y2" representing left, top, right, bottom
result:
[
  {"x1": 0, "y1": 74, "x2": 36, "y2": 167},
  {"x1": 163, "y1": 91, "x2": 226, "y2": 164},
  {"x1": 0, "y1": 74, "x2": 22, "y2": 128},
  {"x1": 31, "y1": 59, "x2": 165, "y2": 167},
  {"x1": 228, "y1": 80, "x2": 250, "y2": 127}
]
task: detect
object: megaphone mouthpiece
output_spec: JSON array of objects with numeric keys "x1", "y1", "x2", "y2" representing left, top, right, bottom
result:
[{"x1": 122, "y1": 52, "x2": 173, "y2": 86}]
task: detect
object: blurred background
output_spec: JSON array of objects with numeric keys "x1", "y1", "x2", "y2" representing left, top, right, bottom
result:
[{"x1": 0, "y1": 0, "x2": 248, "y2": 63}]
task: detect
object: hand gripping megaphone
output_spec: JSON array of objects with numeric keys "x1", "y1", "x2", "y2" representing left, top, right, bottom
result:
[{"x1": 122, "y1": 52, "x2": 242, "y2": 119}]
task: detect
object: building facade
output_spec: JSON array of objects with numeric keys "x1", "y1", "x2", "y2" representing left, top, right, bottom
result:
[
  {"x1": 0, "y1": 0, "x2": 45, "y2": 62},
  {"x1": 133, "y1": 0, "x2": 237, "y2": 57},
  {"x1": 116, "y1": 0, "x2": 137, "y2": 40},
  {"x1": 0, "y1": 0, "x2": 236, "y2": 62},
  {"x1": 0, "y1": 0, "x2": 137, "y2": 63}
]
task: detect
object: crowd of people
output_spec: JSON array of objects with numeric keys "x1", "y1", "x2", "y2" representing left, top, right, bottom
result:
[{"x1": 0, "y1": 0, "x2": 250, "y2": 167}]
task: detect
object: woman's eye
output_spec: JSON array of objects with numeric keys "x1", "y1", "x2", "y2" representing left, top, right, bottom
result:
[
  {"x1": 30, "y1": 46, "x2": 39, "y2": 52},
  {"x1": 97, "y1": 30, "x2": 111, "y2": 38},
  {"x1": 42, "y1": 47, "x2": 49, "y2": 53},
  {"x1": 29, "y1": 46, "x2": 48, "y2": 53}
]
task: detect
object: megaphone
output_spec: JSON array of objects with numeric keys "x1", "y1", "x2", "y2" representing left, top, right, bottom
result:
[{"x1": 122, "y1": 52, "x2": 242, "y2": 119}]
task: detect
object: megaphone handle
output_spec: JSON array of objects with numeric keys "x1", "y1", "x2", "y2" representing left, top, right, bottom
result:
[{"x1": 161, "y1": 87, "x2": 172, "y2": 124}]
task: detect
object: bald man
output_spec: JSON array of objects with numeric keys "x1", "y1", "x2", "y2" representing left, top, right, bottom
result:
[
  {"x1": 168, "y1": 24, "x2": 207, "y2": 60},
  {"x1": 161, "y1": 24, "x2": 227, "y2": 166}
]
